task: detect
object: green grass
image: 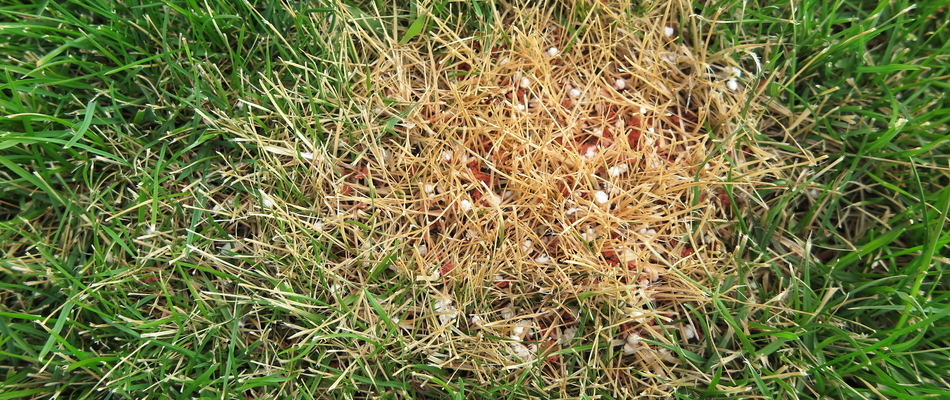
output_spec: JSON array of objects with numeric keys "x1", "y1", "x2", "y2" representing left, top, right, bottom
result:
[
  {"x1": 1, "y1": 0, "x2": 948, "y2": 399},
  {"x1": 699, "y1": 0, "x2": 950, "y2": 398}
]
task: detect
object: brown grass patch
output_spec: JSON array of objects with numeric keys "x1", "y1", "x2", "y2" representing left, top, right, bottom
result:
[{"x1": 214, "y1": 0, "x2": 798, "y2": 396}]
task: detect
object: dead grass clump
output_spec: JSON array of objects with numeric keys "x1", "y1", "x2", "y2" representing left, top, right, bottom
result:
[{"x1": 216, "y1": 0, "x2": 784, "y2": 396}]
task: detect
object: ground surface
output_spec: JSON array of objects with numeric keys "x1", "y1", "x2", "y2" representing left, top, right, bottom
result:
[{"x1": 1, "y1": 1, "x2": 949, "y2": 399}]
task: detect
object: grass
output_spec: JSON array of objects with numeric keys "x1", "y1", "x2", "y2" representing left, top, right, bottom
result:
[{"x1": 1, "y1": 0, "x2": 948, "y2": 399}]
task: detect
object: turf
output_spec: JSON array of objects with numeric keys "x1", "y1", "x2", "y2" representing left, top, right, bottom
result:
[{"x1": 1, "y1": 0, "x2": 948, "y2": 399}]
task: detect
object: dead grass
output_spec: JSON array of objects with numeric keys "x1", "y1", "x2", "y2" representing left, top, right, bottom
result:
[{"x1": 210, "y1": 0, "x2": 805, "y2": 396}]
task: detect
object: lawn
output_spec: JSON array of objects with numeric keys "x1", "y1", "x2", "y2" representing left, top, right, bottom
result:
[{"x1": 1, "y1": 0, "x2": 948, "y2": 399}]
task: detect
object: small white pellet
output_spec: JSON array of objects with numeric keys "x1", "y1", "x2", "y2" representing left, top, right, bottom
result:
[
  {"x1": 683, "y1": 325, "x2": 696, "y2": 340},
  {"x1": 614, "y1": 78, "x2": 626, "y2": 90},
  {"x1": 512, "y1": 326, "x2": 525, "y2": 337},
  {"x1": 435, "y1": 299, "x2": 458, "y2": 325},
  {"x1": 727, "y1": 78, "x2": 739, "y2": 91},
  {"x1": 459, "y1": 199, "x2": 472, "y2": 211},
  {"x1": 608, "y1": 164, "x2": 629, "y2": 177},
  {"x1": 500, "y1": 304, "x2": 514, "y2": 320},
  {"x1": 546, "y1": 47, "x2": 558, "y2": 57},
  {"x1": 560, "y1": 326, "x2": 578, "y2": 344},
  {"x1": 569, "y1": 88, "x2": 582, "y2": 98},
  {"x1": 583, "y1": 146, "x2": 598, "y2": 159},
  {"x1": 521, "y1": 240, "x2": 533, "y2": 253},
  {"x1": 511, "y1": 342, "x2": 534, "y2": 360},
  {"x1": 582, "y1": 227, "x2": 596, "y2": 242},
  {"x1": 626, "y1": 333, "x2": 641, "y2": 346},
  {"x1": 664, "y1": 26, "x2": 675, "y2": 37},
  {"x1": 594, "y1": 191, "x2": 609, "y2": 204},
  {"x1": 520, "y1": 76, "x2": 531, "y2": 89}
]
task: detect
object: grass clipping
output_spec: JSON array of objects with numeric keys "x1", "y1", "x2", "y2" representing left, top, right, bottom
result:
[{"x1": 224, "y1": 2, "x2": 772, "y2": 397}]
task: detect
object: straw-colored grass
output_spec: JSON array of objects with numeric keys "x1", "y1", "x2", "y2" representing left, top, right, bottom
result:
[{"x1": 208, "y1": 0, "x2": 812, "y2": 396}]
